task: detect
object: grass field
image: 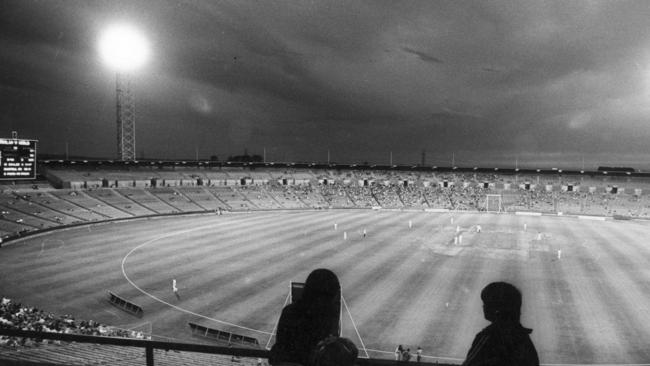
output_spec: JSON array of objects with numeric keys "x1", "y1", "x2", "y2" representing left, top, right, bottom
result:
[{"x1": 1, "y1": 210, "x2": 650, "y2": 365}]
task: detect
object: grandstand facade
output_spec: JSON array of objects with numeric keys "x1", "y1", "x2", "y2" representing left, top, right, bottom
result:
[{"x1": 1, "y1": 161, "x2": 650, "y2": 242}]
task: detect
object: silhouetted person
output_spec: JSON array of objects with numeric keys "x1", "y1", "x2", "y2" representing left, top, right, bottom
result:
[
  {"x1": 270, "y1": 269, "x2": 341, "y2": 366},
  {"x1": 462, "y1": 282, "x2": 539, "y2": 366},
  {"x1": 310, "y1": 336, "x2": 358, "y2": 366}
]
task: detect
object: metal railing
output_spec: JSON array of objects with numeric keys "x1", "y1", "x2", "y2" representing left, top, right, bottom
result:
[{"x1": 0, "y1": 328, "x2": 455, "y2": 366}]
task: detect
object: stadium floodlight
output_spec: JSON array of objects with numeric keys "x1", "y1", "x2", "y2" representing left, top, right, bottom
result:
[
  {"x1": 99, "y1": 24, "x2": 150, "y2": 162},
  {"x1": 99, "y1": 24, "x2": 149, "y2": 72}
]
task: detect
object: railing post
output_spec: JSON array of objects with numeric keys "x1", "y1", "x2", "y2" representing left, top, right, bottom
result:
[{"x1": 146, "y1": 343, "x2": 154, "y2": 366}]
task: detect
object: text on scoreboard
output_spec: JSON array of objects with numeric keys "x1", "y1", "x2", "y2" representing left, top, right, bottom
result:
[{"x1": 0, "y1": 138, "x2": 37, "y2": 179}]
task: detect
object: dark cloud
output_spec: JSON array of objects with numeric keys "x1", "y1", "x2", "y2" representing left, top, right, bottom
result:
[
  {"x1": 402, "y1": 47, "x2": 444, "y2": 64},
  {"x1": 2, "y1": 0, "x2": 650, "y2": 168}
]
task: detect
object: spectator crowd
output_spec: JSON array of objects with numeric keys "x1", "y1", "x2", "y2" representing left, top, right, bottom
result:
[{"x1": 0, "y1": 297, "x2": 146, "y2": 348}]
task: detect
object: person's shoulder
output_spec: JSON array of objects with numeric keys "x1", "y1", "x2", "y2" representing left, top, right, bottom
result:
[
  {"x1": 280, "y1": 302, "x2": 304, "y2": 318},
  {"x1": 477, "y1": 323, "x2": 497, "y2": 337},
  {"x1": 467, "y1": 323, "x2": 498, "y2": 352},
  {"x1": 277, "y1": 303, "x2": 305, "y2": 328},
  {"x1": 492, "y1": 322, "x2": 533, "y2": 338},
  {"x1": 282, "y1": 302, "x2": 300, "y2": 312}
]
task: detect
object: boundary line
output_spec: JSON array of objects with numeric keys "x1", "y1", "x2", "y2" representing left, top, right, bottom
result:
[{"x1": 120, "y1": 222, "x2": 274, "y2": 336}]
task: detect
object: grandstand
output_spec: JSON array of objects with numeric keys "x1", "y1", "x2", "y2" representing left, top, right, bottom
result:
[{"x1": 3, "y1": 162, "x2": 650, "y2": 241}]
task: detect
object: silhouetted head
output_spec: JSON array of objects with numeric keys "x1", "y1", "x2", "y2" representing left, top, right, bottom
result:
[
  {"x1": 481, "y1": 282, "x2": 522, "y2": 322},
  {"x1": 302, "y1": 268, "x2": 341, "y2": 306},
  {"x1": 311, "y1": 336, "x2": 358, "y2": 366}
]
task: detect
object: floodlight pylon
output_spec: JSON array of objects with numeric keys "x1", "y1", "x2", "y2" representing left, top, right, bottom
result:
[{"x1": 116, "y1": 73, "x2": 136, "y2": 161}]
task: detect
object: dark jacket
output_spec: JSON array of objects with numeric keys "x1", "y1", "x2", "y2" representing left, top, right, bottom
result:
[
  {"x1": 269, "y1": 302, "x2": 340, "y2": 366},
  {"x1": 462, "y1": 321, "x2": 539, "y2": 366}
]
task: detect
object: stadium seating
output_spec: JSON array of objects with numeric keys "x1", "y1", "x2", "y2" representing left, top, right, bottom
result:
[
  {"x1": 206, "y1": 187, "x2": 250, "y2": 211},
  {"x1": 50, "y1": 190, "x2": 132, "y2": 219},
  {"x1": 0, "y1": 195, "x2": 58, "y2": 230},
  {"x1": 148, "y1": 188, "x2": 205, "y2": 212},
  {"x1": 84, "y1": 189, "x2": 154, "y2": 217},
  {"x1": 263, "y1": 185, "x2": 310, "y2": 209},
  {"x1": 345, "y1": 186, "x2": 378, "y2": 208},
  {"x1": 1, "y1": 193, "x2": 80, "y2": 226},
  {"x1": 38, "y1": 192, "x2": 107, "y2": 222},
  {"x1": 319, "y1": 183, "x2": 354, "y2": 208},
  {"x1": 232, "y1": 186, "x2": 281, "y2": 210},
  {"x1": 372, "y1": 185, "x2": 404, "y2": 208},
  {"x1": 114, "y1": 189, "x2": 176, "y2": 214},
  {"x1": 290, "y1": 184, "x2": 329, "y2": 209},
  {"x1": 177, "y1": 187, "x2": 226, "y2": 211},
  {"x1": 6, "y1": 165, "x2": 650, "y2": 242}
]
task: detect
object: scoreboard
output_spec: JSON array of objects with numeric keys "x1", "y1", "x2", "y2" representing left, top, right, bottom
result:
[{"x1": 0, "y1": 138, "x2": 37, "y2": 180}]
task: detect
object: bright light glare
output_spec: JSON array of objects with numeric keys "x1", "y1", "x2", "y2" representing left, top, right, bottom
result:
[{"x1": 99, "y1": 24, "x2": 150, "y2": 72}]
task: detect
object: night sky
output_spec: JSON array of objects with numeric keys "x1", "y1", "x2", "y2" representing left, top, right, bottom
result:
[{"x1": 3, "y1": 0, "x2": 650, "y2": 169}]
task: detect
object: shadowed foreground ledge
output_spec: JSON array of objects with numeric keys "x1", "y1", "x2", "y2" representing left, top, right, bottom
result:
[{"x1": 0, "y1": 329, "x2": 457, "y2": 366}]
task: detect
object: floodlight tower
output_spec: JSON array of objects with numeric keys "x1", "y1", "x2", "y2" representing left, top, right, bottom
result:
[
  {"x1": 116, "y1": 74, "x2": 136, "y2": 160},
  {"x1": 99, "y1": 24, "x2": 150, "y2": 161}
]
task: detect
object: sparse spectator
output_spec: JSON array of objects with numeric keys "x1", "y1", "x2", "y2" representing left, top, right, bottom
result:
[
  {"x1": 402, "y1": 347, "x2": 412, "y2": 362},
  {"x1": 395, "y1": 345, "x2": 403, "y2": 361}
]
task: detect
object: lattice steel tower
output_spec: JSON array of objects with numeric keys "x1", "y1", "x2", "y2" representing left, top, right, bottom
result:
[{"x1": 116, "y1": 73, "x2": 136, "y2": 161}]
